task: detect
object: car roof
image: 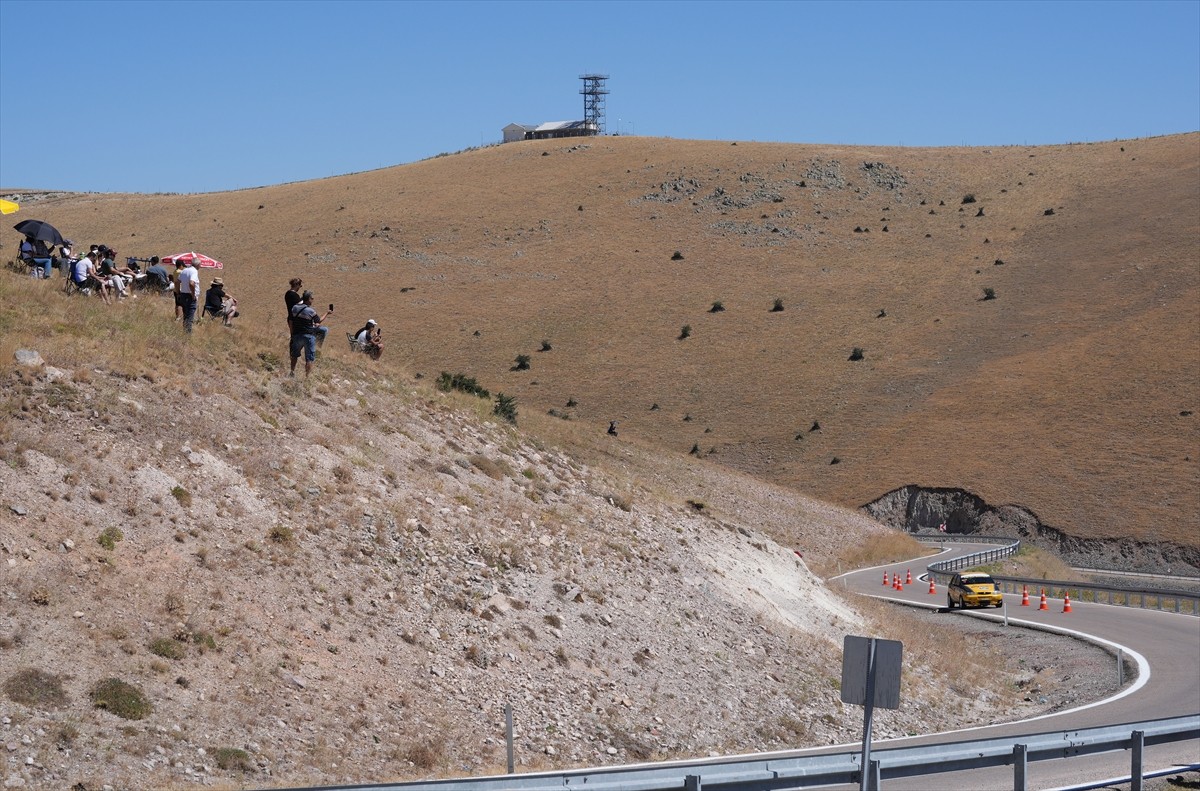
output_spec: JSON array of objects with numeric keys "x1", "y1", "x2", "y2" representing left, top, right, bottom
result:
[{"x1": 960, "y1": 572, "x2": 991, "y2": 579}]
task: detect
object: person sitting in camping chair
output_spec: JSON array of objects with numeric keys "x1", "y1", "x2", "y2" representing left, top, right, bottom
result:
[
  {"x1": 202, "y1": 278, "x2": 239, "y2": 326},
  {"x1": 70, "y1": 251, "x2": 112, "y2": 303},
  {"x1": 352, "y1": 319, "x2": 384, "y2": 360}
]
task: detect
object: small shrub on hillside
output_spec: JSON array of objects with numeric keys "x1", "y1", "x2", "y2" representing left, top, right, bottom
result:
[
  {"x1": 679, "y1": 325, "x2": 692, "y2": 340},
  {"x1": 436, "y1": 372, "x2": 490, "y2": 399},
  {"x1": 28, "y1": 586, "x2": 50, "y2": 606},
  {"x1": 771, "y1": 298, "x2": 784, "y2": 312},
  {"x1": 257, "y1": 351, "x2": 282, "y2": 371},
  {"x1": 171, "y1": 486, "x2": 192, "y2": 508},
  {"x1": 686, "y1": 499, "x2": 706, "y2": 512},
  {"x1": 470, "y1": 455, "x2": 507, "y2": 480},
  {"x1": 671, "y1": 250, "x2": 684, "y2": 261},
  {"x1": 709, "y1": 301, "x2": 725, "y2": 313},
  {"x1": 690, "y1": 443, "x2": 700, "y2": 455},
  {"x1": 4, "y1": 668, "x2": 68, "y2": 710},
  {"x1": 849, "y1": 347, "x2": 865, "y2": 361},
  {"x1": 512, "y1": 354, "x2": 531, "y2": 371},
  {"x1": 539, "y1": 340, "x2": 552, "y2": 352},
  {"x1": 961, "y1": 194, "x2": 977, "y2": 204},
  {"x1": 90, "y1": 678, "x2": 151, "y2": 720},
  {"x1": 98, "y1": 526, "x2": 124, "y2": 551},
  {"x1": 982, "y1": 287, "x2": 997, "y2": 301},
  {"x1": 494, "y1": 393, "x2": 518, "y2": 424},
  {"x1": 149, "y1": 637, "x2": 186, "y2": 660},
  {"x1": 214, "y1": 747, "x2": 254, "y2": 772},
  {"x1": 405, "y1": 740, "x2": 445, "y2": 770},
  {"x1": 268, "y1": 525, "x2": 295, "y2": 545}
]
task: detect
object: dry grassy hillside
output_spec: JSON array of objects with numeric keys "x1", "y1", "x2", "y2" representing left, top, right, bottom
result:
[
  {"x1": 9, "y1": 133, "x2": 1199, "y2": 552},
  {"x1": 0, "y1": 273, "x2": 1097, "y2": 790}
]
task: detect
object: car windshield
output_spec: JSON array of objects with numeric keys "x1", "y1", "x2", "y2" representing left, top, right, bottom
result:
[{"x1": 962, "y1": 575, "x2": 995, "y2": 586}]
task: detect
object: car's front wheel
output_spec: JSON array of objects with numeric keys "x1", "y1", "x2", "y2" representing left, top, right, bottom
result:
[{"x1": 947, "y1": 594, "x2": 956, "y2": 610}]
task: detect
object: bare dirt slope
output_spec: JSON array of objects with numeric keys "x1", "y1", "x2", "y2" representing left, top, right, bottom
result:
[
  {"x1": 0, "y1": 282, "x2": 1102, "y2": 789},
  {"x1": 11, "y1": 133, "x2": 1197, "y2": 550}
]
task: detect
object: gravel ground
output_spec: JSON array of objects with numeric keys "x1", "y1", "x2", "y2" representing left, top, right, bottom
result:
[{"x1": 899, "y1": 606, "x2": 1135, "y2": 718}]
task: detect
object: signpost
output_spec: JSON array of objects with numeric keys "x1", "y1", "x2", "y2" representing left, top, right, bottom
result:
[{"x1": 842, "y1": 636, "x2": 903, "y2": 791}]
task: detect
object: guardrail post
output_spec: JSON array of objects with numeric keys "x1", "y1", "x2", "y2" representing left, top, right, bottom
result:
[
  {"x1": 684, "y1": 774, "x2": 702, "y2": 791},
  {"x1": 1013, "y1": 743, "x2": 1027, "y2": 791},
  {"x1": 1117, "y1": 649, "x2": 1124, "y2": 687},
  {"x1": 868, "y1": 758, "x2": 880, "y2": 791},
  {"x1": 1131, "y1": 729, "x2": 1144, "y2": 791}
]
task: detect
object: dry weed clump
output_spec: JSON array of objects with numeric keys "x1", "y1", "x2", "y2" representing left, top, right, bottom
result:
[
  {"x1": 4, "y1": 667, "x2": 69, "y2": 709},
  {"x1": 830, "y1": 530, "x2": 930, "y2": 574},
  {"x1": 404, "y1": 740, "x2": 444, "y2": 770}
]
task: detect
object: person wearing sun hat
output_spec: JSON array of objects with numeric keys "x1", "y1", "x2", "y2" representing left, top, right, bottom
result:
[{"x1": 203, "y1": 277, "x2": 237, "y2": 325}]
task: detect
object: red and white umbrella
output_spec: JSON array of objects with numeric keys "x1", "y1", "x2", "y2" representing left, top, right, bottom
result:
[{"x1": 165, "y1": 251, "x2": 223, "y2": 269}]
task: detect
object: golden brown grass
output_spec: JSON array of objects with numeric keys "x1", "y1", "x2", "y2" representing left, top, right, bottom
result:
[
  {"x1": 826, "y1": 530, "x2": 934, "y2": 575},
  {"x1": 6, "y1": 133, "x2": 1198, "y2": 552}
]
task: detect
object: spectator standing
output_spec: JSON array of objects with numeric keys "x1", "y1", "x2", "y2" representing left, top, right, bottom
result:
[
  {"x1": 289, "y1": 290, "x2": 332, "y2": 378},
  {"x1": 284, "y1": 277, "x2": 329, "y2": 346},
  {"x1": 179, "y1": 258, "x2": 201, "y2": 332},
  {"x1": 172, "y1": 260, "x2": 186, "y2": 320},
  {"x1": 284, "y1": 277, "x2": 302, "y2": 331}
]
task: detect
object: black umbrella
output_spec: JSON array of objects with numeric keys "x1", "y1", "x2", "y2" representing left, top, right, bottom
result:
[{"x1": 13, "y1": 219, "x2": 65, "y2": 246}]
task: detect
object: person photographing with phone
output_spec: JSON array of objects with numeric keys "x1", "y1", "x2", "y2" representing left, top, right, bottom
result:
[{"x1": 288, "y1": 291, "x2": 333, "y2": 379}]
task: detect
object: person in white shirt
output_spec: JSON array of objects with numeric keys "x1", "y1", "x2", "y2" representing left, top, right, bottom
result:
[{"x1": 179, "y1": 260, "x2": 200, "y2": 333}]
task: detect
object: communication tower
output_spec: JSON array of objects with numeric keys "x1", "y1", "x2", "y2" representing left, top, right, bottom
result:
[{"x1": 580, "y1": 74, "x2": 609, "y2": 135}]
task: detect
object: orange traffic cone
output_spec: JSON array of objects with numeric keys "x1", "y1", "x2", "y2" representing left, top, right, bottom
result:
[
  {"x1": 1062, "y1": 594, "x2": 1072, "y2": 613},
  {"x1": 1038, "y1": 589, "x2": 1049, "y2": 611},
  {"x1": 905, "y1": 569, "x2": 912, "y2": 585},
  {"x1": 1021, "y1": 585, "x2": 1030, "y2": 607},
  {"x1": 928, "y1": 577, "x2": 937, "y2": 595},
  {"x1": 883, "y1": 571, "x2": 889, "y2": 586}
]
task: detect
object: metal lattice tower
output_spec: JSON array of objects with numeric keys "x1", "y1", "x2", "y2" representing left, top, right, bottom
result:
[{"x1": 580, "y1": 74, "x2": 609, "y2": 135}]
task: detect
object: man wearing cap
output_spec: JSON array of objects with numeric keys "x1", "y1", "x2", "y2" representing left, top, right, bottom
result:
[
  {"x1": 289, "y1": 290, "x2": 333, "y2": 378},
  {"x1": 178, "y1": 257, "x2": 201, "y2": 333},
  {"x1": 353, "y1": 319, "x2": 384, "y2": 360}
]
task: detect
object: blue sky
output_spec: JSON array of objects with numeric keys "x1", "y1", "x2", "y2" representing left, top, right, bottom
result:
[{"x1": 1, "y1": 0, "x2": 1197, "y2": 194}]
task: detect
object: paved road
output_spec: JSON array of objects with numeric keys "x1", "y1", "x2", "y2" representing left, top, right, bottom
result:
[{"x1": 826, "y1": 543, "x2": 1200, "y2": 789}]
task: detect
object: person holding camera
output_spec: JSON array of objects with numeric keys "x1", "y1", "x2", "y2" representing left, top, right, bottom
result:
[
  {"x1": 288, "y1": 290, "x2": 332, "y2": 378},
  {"x1": 353, "y1": 319, "x2": 384, "y2": 360}
]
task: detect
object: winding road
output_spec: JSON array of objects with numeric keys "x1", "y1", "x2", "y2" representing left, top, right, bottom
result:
[{"x1": 830, "y1": 542, "x2": 1200, "y2": 789}]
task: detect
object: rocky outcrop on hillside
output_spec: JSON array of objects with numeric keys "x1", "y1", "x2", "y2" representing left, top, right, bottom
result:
[{"x1": 863, "y1": 486, "x2": 1200, "y2": 575}]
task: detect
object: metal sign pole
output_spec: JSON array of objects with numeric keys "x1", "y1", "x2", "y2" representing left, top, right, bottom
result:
[
  {"x1": 505, "y1": 703, "x2": 515, "y2": 774},
  {"x1": 859, "y1": 638, "x2": 877, "y2": 791}
]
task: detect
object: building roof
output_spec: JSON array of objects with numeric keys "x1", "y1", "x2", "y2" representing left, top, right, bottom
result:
[
  {"x1": 534, "y1": 120, "x2": 592, "y2": 132},
  {"x1": 503, "y1": 123, "x2": 537, "y2": 131}
]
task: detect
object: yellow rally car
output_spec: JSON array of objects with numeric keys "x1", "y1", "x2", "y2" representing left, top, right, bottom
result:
[{"x1": 947, "y1": 572, "x2": 1004, "y2": 609}]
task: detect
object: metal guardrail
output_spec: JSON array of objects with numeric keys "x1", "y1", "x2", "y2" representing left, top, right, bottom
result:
[
  {"x1": 275, "y1": 716, "x2": 1200, "y2": 791},
  {"x1": 923, "y1": 538, "x2": 1200, "y2": 616}
]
